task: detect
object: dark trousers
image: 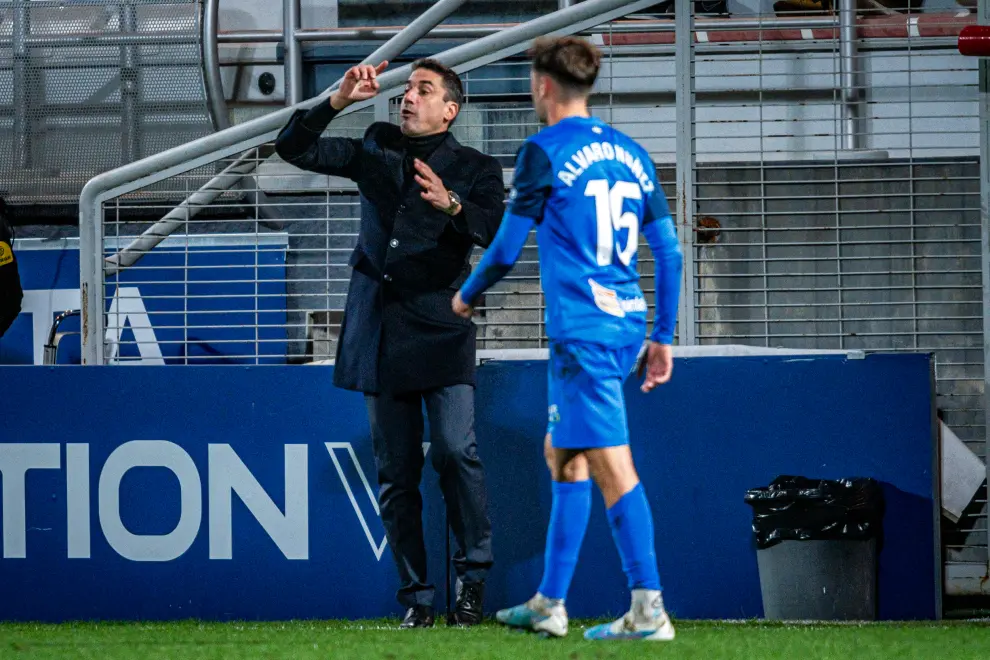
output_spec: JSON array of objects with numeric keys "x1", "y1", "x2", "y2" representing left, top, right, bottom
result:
[{"x1": 365, "y1": 384, "x2": 494, "y2": 608}]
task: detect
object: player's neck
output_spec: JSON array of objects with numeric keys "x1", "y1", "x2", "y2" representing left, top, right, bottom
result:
[{"x1": 546, "y1": 102, "x2": 590, "y2": 127}]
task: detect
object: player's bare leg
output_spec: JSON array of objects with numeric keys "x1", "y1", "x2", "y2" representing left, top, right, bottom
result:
[{"x1": 582, "y1": 446, "x2": 674, "y2": 641}]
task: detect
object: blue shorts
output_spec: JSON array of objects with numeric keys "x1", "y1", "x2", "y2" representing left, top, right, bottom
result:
[{"x1": 546, "y1": 340, "x2": 642, "y2": 450}]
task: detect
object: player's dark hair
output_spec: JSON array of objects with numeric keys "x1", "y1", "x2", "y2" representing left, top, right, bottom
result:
[
  {"x1": 411, "y1": 58, "x2": 464, "y2": 108},
  {"x1": 529, "y1": 36, "x2": 601, "y2": 96}
]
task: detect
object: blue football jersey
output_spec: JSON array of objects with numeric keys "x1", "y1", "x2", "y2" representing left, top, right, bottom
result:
[
  {"x1": 459, "y1": 115, "x2": 681, "y2": 349},
  {"x1": 509, "y1": 116, "x2": 672, "y2": 348}
]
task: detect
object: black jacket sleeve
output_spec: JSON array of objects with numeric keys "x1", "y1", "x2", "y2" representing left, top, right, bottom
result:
[
  {"x1": 0, "y1": 216, "x2": 23, "y2": 339},
  {"x1": 451, "y1": 156, "x2": 506, "y2": 248},
  {"x1": 273, "y1": 99, "x2": 364, "y2": 180}
]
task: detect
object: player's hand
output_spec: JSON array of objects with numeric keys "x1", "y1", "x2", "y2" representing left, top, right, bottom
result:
[
  {"x1": 414, "y1": 159, "x2": 458, "y2": 212},
  {"x1": 452, "y1": 290, "x2": 473, "y2": 319},
  {"x1": 638, "y1": 342, "x2": 673, "y2": 393},
  {"x1": 330, "y1": 61, "x2": 388, "y2": 109}
]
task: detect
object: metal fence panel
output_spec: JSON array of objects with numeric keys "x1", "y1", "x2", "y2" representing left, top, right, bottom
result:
[{"x1": 1, "y1": 0, "x2": 212, "y2": 205}]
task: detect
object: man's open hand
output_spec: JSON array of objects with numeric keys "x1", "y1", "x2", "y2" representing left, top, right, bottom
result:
[
  {"x1": 331, "y1": 61, "x2": 388, "y2": 109},
  {"x1": 414, "y1": 159, "x2": 457, "y2": 213},
  {"x1": 637, "y1": 342, "x2": 673, "y2": 393}
]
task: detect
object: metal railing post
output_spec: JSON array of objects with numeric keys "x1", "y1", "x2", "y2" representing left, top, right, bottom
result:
[
  {"x1": 121, "y1": 0, "x2": 141, "y2": 163},
  {"x1": 979, "y1": 0, "x2": 990, "y2": 575},
  {"x1": 676, "y1": 0, "x2": 697, "y2": 345},
  {"x1": 202, "y1": 0, "x2": 228, "y2": 132},
  {"x1": 13, "y1": 0, "x2": 30, "y2": 171},
  {"x1": 284, "y1": 0, "x2": 304, "y2": 106},
  {"x1": 839, "y1": 0, "x2": 860, "y2": 151}
]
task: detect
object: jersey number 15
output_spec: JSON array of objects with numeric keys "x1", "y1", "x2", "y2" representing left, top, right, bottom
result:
[{"x1": 585, "y1": 179, "x2": 641, "y2": 267}]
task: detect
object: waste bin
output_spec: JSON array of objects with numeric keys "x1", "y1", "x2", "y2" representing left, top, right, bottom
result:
[{"x1": 744, "y1": 476, "x2": 884, "y2": 621}]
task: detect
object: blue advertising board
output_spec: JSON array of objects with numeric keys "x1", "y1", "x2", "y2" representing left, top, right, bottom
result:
[
  {"x1": 0, "y1": 353, "x2": 939, "y2": 622},
  {"x1": 0, "y1": 234, "x2": 288, "y2": 366}
]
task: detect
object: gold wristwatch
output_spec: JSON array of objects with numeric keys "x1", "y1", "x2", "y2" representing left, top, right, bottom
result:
[{"x1": 443, "y1": 190, "x2": 462, "y2": 216}]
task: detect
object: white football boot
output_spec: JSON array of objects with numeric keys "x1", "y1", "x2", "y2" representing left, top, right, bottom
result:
[
  {"x1": 495, "y1": 593, "x2": 569, "y2": 638},
  {"x1": 583, "y1": 589, "x2": 675, "y2": 641}
]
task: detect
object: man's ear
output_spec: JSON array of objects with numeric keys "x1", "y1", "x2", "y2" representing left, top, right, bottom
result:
[{"x1": 444, "y1": 102, "x2": 459, "y2": 125}]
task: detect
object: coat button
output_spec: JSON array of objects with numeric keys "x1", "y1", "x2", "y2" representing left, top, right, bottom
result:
[
  {"x1": 384, "y1": 274, "x2": 393, "y2": 282},
  {"x1": 390, "y1": 238, "x2": 399, "y2": 248}
]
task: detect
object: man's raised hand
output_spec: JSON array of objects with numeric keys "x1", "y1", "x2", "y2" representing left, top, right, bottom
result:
[{"x1": 331, "y1": 61, "x2": 388, "y2": 109}]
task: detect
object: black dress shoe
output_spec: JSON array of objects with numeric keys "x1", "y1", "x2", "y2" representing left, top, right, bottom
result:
[
  {"x1": 452, "y1": 581, "x2": 484, "y2": 626},
  {"x1": 400, "y1": 605, "x2": 435, "y2": 629}
]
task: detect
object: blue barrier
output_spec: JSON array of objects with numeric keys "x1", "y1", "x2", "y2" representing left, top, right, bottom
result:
[
  {"x1": 0, "y1": 353, "x2": 938, "y2": 621},
  {"x1": 0, "y1": 235, "x2": 288, "y2": 365}
]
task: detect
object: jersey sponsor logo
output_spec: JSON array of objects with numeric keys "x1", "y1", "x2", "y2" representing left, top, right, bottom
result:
[
  {"x1": 556, "y1": 140, "x2": 655, "y2": 194},
  {"x1": 588, "y1": 278, "x2": 647, "y2": 318},
  {"x1": 589, "y1": 278, "x2": 625, "y2": 318},
  {"x1": 0, "y1": 241, "x2": 12, "y2": 267}
]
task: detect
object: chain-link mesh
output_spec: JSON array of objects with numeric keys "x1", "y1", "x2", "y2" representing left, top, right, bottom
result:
[{"x1": 0, "y1": 0, "x2": 212, "y2": 205}]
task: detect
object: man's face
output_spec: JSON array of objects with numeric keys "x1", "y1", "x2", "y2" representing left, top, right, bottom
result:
[
  {"x1": 400, "y1": 69, "x2": 457, "y2": 137},
  {"x1": 530, "y1": 70, "x2": 549, "y2": 124}
]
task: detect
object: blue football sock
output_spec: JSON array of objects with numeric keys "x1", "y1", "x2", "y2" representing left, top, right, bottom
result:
[
  {"x1": 537, "y1": 479, "x2": 592, "y2": 600},
  {"x1": 607, "y1": 483, "x2": 662, "y2": 591}
]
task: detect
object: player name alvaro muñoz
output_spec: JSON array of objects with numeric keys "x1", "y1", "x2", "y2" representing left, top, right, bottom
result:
[{"x1": 554, "y1": 140, "x2": 655, "y2": 193}]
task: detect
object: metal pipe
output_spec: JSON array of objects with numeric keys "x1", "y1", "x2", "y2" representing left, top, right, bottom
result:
[
  {"x1": 675, "y1": 0, "x2": 697, "y2": 345},
  {"x1": 104, "y1": 156, "x2": 267, "y2": 276},
  {"x1": 359, "y1": 0, "x2": 470, "y2": 69},
  {"x1": 979, "y1": 0, "x2": 990, "y2": 578},
  {"x1": 80, "y1": 0, "x2": 661, "y2": 364},
  {"x1": 8, "y1": 32, "x2": 200, "y2": 47},
  {"x1": 104, "y1": 0, "x2": 473, "y2": 277},
  {"x1": 12, "y1": 0, "x2": 30, "y2": 171},
  {"x1": 284, "y1": 0, "x2": 303, "y2": 105},
  {"x1": 120, "y1": 0, "x2": 140, "y2": 164},
  {"x1": 200, "y1": 0, "x2": 281, "y2": 229},
  {"x1": 202, "y1": 0, "x2": 228, "y2": 132},
  {"x1": 839, "y1": 0, "x2": 860, "y2": 151},
  {"x1": 215, "y1": 16, "x2": 839, "y2": 44}
]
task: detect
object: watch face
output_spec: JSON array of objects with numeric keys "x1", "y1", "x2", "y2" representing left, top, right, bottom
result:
[{"x1": 449, "y1": 191, "x2": 461, "y2": 205}]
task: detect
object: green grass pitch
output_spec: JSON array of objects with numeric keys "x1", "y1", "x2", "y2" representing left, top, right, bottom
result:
[{"x1": 2, "y1": 620, "x2": 990, "y2": 660}]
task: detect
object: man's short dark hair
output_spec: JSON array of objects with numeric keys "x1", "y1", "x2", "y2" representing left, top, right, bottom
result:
[
  {"x1": 529, "y1": 36, "x2": 601, "y2": 95},
  {"x1": 411, "y1": 58, "x2": 464, "y2": 108}
]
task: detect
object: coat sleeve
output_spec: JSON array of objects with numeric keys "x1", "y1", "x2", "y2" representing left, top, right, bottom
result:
[
  {"x1": 450, "y1": 156, "x2": 506, "y2": 248},
  {"x1": 273, "y1": 100, "x2": 364, "y2": 180}
]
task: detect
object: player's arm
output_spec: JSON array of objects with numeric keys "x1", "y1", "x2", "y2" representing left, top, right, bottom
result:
[
  {"x1": 453, "y1": 142, "x2": 552, "y2": 316},
  {"x1": 638, "y1": 186, "x2": 683, "y2": 392},
  {"x1": 643, "y1": 192, "x2": 682, "y2": 345}
]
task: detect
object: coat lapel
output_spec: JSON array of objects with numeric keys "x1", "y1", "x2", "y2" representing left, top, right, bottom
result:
[{"x1": 425, "y1": 132, "x2": 461, "y2": 182}]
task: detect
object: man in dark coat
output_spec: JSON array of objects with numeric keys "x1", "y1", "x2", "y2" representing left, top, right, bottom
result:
[
  {"x1": 0, "y1": 197, "x2": 23, "y2": 339},
  {"x1": 274, "y1": 59, "x2": 505, "y2": 628}
]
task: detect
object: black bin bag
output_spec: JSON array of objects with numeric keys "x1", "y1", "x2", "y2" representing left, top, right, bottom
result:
[{"x1": 744, "y1": 476, "x2": 885, "y2": 621}]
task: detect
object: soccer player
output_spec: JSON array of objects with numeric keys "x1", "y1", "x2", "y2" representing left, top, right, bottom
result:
[{"x1": 451, "y1": 36, "x2": 683, "y2": 641}]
